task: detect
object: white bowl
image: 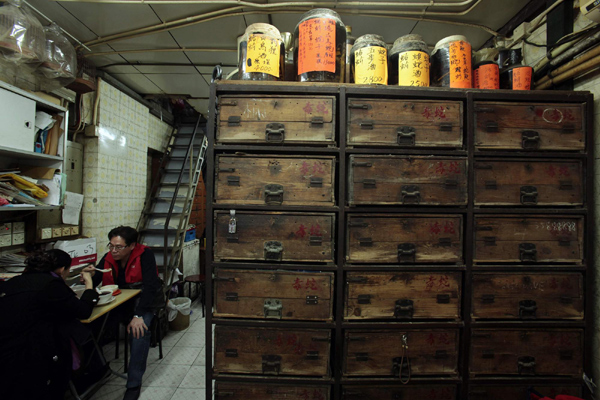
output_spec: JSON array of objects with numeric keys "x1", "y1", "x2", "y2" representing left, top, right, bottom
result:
[
  {"x1": 101, "y1": 284, "x2": 118, "y2": 292},
  {"x1": 97, "y1": 288, "x2": 113, "y2": 305},
  {"x1": 72, "y1": 285, "x2": 86, "y2": 298}
]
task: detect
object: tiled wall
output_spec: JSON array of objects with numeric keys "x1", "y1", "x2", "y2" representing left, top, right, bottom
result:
[{"x1": 81, "y1": 80, "x2": 171, "y2": 258}]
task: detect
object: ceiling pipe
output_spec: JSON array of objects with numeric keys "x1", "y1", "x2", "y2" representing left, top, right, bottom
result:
[
  {"x1": 86, "y1": 48, "x2": 237, "y2": 57},
  {"x1": 82, "y1": 0, "x2": 492, "y2": 49}
]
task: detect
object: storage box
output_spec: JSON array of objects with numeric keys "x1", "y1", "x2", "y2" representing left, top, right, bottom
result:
[
  {"x1": 184, "y1": 228, "x2": 196, "y2": 242},
  {"x1": 53, "y1": 237, "x2": 97, "y2": 267}
]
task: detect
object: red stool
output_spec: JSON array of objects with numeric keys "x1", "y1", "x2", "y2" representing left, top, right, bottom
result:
[{"x1": 184, "y1": 274, "x2": 205, "y2": 317}]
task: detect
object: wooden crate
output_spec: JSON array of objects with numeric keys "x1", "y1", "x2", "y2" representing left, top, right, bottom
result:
[
  {"x1": 474, "y1": 159, "x2": 583, "y2": 206},
  {"x1": 345, "y1": 272, "x2": 461, "y2": 320},
  {"x1": 214, "y1": 326, "x2": 331, "y2": 377},
  {"x1": 473, "y1": 216, "x2": 584, "y2": 263},
  {"x1": 474, "y1": 102, "x2": 585, "y2": 151},
  {"x1": 348, "y1": 155, "x2": 467, "y2": 206},
  {"x1": 347, "y1": 98, "x2": 463, "y2": 148},
  {"x1": 346, "y1": 214, "x2": 463, "y2": 264},
  {"x1": 343, "y1": 330, "x2": 459, "y2": 377},
  {"x1": 343, "y1": 385, "x2": 456, "y2": 400},
  {"x1": 217, "y1": 95, "x2": 336, "y2": 145},
  {"x1": 470, "y1": 329, "x2": 583, "y2": 377},
  {"x1": 215, "y1": 154, "x2": 336, "y2": 206},
  {"x1": 214, "y1": 269, "x2": 334, "y2": 321},
  {"x1": 214, "y1": 211, "x2": 335, "y2": 263},
  {"x1": 468, "y1": 384, "x2": 582, "y2": 400},
  {"x1": 472, "y1": 272, "x2": 584, "y2": 320},
  {"x1": 216, "y1": 382, "x2": 330, "y2": 400}
]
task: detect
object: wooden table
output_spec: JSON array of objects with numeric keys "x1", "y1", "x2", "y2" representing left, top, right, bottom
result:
[{"x1": 80, "y1": 289, "x2": 141, "y2": 323}]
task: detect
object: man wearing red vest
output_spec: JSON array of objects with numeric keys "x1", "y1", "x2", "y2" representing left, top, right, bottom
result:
[{"x1": 84, "y1": 226, "x2": 162, "y2": 400}]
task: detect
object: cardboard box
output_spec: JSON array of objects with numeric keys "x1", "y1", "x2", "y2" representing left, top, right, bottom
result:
[
  {"x1": 20, "y1": 166, "x2": 57, "y2": 180},
  {"x1": 53, "y1": 237, "x2": 97, "y2": 267}
]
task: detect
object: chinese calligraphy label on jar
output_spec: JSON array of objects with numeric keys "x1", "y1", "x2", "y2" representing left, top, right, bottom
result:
[
  {"x1": 477, "y1": 63, "x2": 499, "y2": 89},
  {"x1": 354, "y1": 46, "x2": 387, "y2": 85},
  {"x1": 298, "y1": 17, "x2": 336, "y2": 75},
  {"x1": 512, "y1": 66, "x2": 532, "y2": 90},
  {"x1": 448, "y1": 40, "x2": 472, "y2": 88},
  {"x1": 246, "y1": 34, "x2": 281, "y2": 78},
  {"x1": 398, "y1": 50, "x2": 429, "y2": 87}
]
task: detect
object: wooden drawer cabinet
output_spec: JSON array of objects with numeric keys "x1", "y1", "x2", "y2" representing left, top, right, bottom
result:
[
  {"x1": 216, "y1": 382, "x2": 330, "y2": 400},
  {"x1": 217, "y1": 95, "x2": 336, "y2": 145},
  {"x1": 347, "y1": 98, "x2": 463, "y2": 148},
  {"x1": 345, "y1": 272, "x2": 461, "y2": 320},
  {"x1": 474, "y1": 102, "x2": 585, "y2": 151},
  {"x1": 473, "y1": 215, "x2": 584, "y2": 263},
  {"x1": 214, "y1": 269, "x2": 334, "y2": 321},
  {"x1": 214, "y1": 326, "x2": 331, "y2": 377},
  {"x1": 215, "y1": 154, "x2": 336, "y2": 206},
  {"x1": 346, "y1": 214, "x2": 463, "y2": 264},
  {"x1": 474, "y1": 159, "x2": 583, "y2": 206},
  {"x1": 472, "y1": 272, "x2": 584, "y2": 320},
  {"x1": 468, "y1": 385, "x2": 582, "y2": 400},
  {"x1": 470, "y1": 329, "x2": 583, "y2": 377},
  {"x1": 343, "y1": 385, "x2": 456, "y2": 400},
  {"x1": 214, "y1": 211, "x2": 335, "y2": 263},
  {"x1": 343, "y1": 330, "x2": 459, "y2": 377},
  {"x1": 348, "y1": 155, "x2": 467, "y2": 206}
]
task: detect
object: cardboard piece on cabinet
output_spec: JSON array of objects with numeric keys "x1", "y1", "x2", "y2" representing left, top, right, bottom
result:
[{"x1": 62, "y1": 191, "x2": 83, "y2": 225}]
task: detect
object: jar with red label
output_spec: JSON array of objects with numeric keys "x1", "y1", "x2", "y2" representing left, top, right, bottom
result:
[
  {"x1": 238, "y1": 23, "x2": 285, "y2": 81},
  {"x1": 293, "y1": 8, "x2": 346, "y2": 82},
  {"x1": 430, "y1": 35, "x2": 472, "y2": 88}
]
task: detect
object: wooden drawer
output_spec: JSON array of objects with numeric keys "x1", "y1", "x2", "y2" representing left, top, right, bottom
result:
[
  {"x1": 215, "y1": 154, "x2": 336, "y2": 206},
  {"x1": 346, "y1": 214, "x2": 463, "y2": 264},
  {"x1": 474, "y1": 215, "x2": 584, "y2": 263},
  {"x1": 470, "y1": 329, "x2": 583, "y2": 377},
  {"x1": 347, "y1": 98, "x2": 463, "y2": 148},
  {"x1": 214, "y1": 326, "x2": 331, "y2": 377},
  {"x1": 343, "y1": 330, "x2": 459, "y2": 377},
  {"x1": 217, "y1": 95, "x2": 336, "y2": 145},
  {"x1": 474, "y1": 102, "x2": 585, "y2": 151},
  {"x1": 468, "y1": 384, "x2": 582, "y2": 400},
  {"x1": 474, "y1": 159, "x2": 583, "y2": 206},
  {"x1": 348, "y1": 155, "x2": 467, "y2": 206},
  {"x1": 214, "y1": 211, "x2": 335, "y2": 263},
  {"x1": 214, "y1": 269, "x2": 334, "y2": 321},
  {"x1": 216, "y1": 382, "x2": 330, "y2": 400},
  {"x1": 472, "y1": 272, "x2": 584, "y2": 320},
  {"x1": 345, "y1": 272, "x2": 461, "y2": 320},
  {"x1": 344, "y1": 385, "x2": 456, "y2": 400}
]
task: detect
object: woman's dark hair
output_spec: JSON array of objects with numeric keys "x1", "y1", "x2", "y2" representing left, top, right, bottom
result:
[
  {"x1": 25, "y1": 249, "x2": 72, "y2": 273},
  {"x1": 108, "y1": 226, "x2": 138, "y2": 245}
]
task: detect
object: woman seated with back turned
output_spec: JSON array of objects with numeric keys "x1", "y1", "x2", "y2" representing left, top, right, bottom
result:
[{"x1": 0, "y1": 249, "x2": 99, "y2": 400}]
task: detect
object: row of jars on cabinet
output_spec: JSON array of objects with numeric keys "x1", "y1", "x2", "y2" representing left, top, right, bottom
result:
[{"x1": 237, "y1": 8, "x2": 532, "y2": 90}]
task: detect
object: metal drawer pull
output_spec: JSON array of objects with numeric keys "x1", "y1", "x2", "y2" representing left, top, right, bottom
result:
[
  {"x1": 355, "y1": 352, "x2": 369, "y2": 361},
  {"x1": 357, "y1": 294, "x2": 371, "y2": 304},
  {"x1": 225, "y1": 349, "x2": 238, "y2": 357},
  {"x1": 263, "y1": 298, "x2": 282, "y2": 319},
  {"x1": 397, "y1": 243, "x2": 416, "y2": 263},
  {"x1": 397, "y1": 126, "x2": 416, "y2": 146},
  {"x1": 481, "y1": 294, "x2": 495, "y2": 304},
  {"x1": 349, "y1": 103, "x2": 370, "y2": 110},
  {"x1": 220, "y1": 100, "x2": 238, "y2": 107},
  {"x1": 227, "y1": 176, "x2": 240, "y2": 186},
  {"x1": 394, "y1": 299, "x2": 414, "y2": 318},
  {"x1": 309, "y1": 177, "x2": 323, "y2": 188},
  {"x1": 310, "y1": 116, "x2": 324, "y2": 128},
  {"x1": 401, "y1": 185, "x2": 420, "y2": 204},
  {"x1": 518, "y1": 299, "x2": 537, "y2": 319},
  {"x1": 265, "y1": 123, "x2": 285, "y2": 143},
  {"x1": 225, "y1": 292, "x2": 238, "y2": 301},
  {"x1": 485, "y1": 121, "x2": 499, "y2": 132},
  {"x1": 437, "y1": 294, "x2": 450, "y2": 304},
  {"x1": 306, "y1": 295, "x2": 319, "y2": 305},
  {"x1": 522, "y1": 130, "x2": 540, "y2": 150},
  {"x1": 520, "y1": 185, "x2": 538, "y2": 205},
  {"x1": 439, "y1": 122, "x2": 453, "y2": 131},
  {"x1": 517, "y1": 356, "x2": 536, "y2": 374},
  {"x1": 264, "y1": 184, "x2": 284, "y2": 205},
  {"x1": 360, "y1": 120, "x2": 374, "y2": 130},
  {"x1": 363, "y1": 179, "x2": 376, "y2": 189},
  {"x1": 227, "y1": 116, "x2": 241, "y2": 126},
  {"x1": 305, "y1": 351, "x2": 319, "y2": 360},
  {"x1": 391, "y1": 356, "x2": 411, "y2": 380},
  {"x1": 519, "y1": 243, "x2": 537, "y2": 262},
  {"x1": 264, "y1": 241, "x2": 283, "y2": 261},
  {"x1": 261, "y1": 355, "x2": 282, "y2": 375}
]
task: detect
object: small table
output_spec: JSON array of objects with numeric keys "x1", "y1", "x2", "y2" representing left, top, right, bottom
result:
[{"x1": 69, "y1": 289, "x2": 141, "y2": 400}]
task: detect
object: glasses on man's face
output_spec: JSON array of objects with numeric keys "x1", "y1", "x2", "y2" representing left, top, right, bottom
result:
[{"x1": 107, "y1": 243, "x2": 128, "y2": 251}]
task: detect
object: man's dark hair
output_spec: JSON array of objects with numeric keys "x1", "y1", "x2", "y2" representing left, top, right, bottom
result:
[
  {"x1": 108, "y1": 226, "x2": 139, "y2": 245},
  {"x1": 25, "y1": 249, "x2": 72, "y2": 273}
]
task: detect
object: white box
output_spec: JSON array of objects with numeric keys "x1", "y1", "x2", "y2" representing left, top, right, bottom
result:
[
  {"x1": 53, "y1": 237, "x2": 97, "y2": 267},
  {"x1": 12, "y1": 232, "x2": 24, "y2": 245},
  {"x1": 12, "y1": 222, "x2": 24, "y2": 233},
  {"x1": 0, "y1": 235, "x2": 11, "y2": 247},
  {"x1": 0, "y1": 222, "x2": 11, "y2": 234}
]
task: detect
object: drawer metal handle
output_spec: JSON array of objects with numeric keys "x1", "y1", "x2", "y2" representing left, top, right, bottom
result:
[
  {"x1": 261, "y1": 355, "x2": 282, "y2": 375},
  {"x1": 355, "y1": 352, "x2": 369, "y2": 361},
  {"x1": 363, "y1": 178, "x2": 376, "y2": 189},
  {"x1": 397, "y1": 243, "x2": 416, "y2": 263},
  {"x1": 360, "y1": 120, "x2": 374, "y2": 130},
  {"x1": 392, "y1": 356, "x2": 411, "y2": 379},
  {"x1": 263, "y1": 298, "x2": 282, "y2": 319},
  {"x1": 225, "y1": 349, "x2": 238, "y2": 357},
  {"x1": 485, "y1": 121, "x2": 499, "y2": 132},
  {"x1": 519, "y1": 243, "x2": 537, "y2": 262},
  {"x1": 437, "y1": 294, "x2": 450, "y2": 304},
  {"x1": 481, "y1": 294, "x2": 495, "y2": 304},
  {"x1": 401, "y1": 185, "x2": 420, "y2": 204},
  {"x1": 265, "y1": 123, "x2": 285, "y2": 143},
  {"x1": 357, "y1": 294, "x2": 371, "y2": 304},
  {"x1": 519, "y1": 299, "x2": 537, "y2": 319},
  {"x1": 397, "y1": 126, "x2": 416, "y2": 146},
  {"x1": 264, "y1": 184, "x2": 284, "y2": 205},
  {"x1": 439, "y1": 122, "x2": 453, "y2": 132},
  {"x1": 227, "y1": 176, "x2": 240, "y2": 186},
  {"x1": 264, "y1": 241, "x2": 283, "y2": 261},
  {"x1": 517, "y1": 356, "x2": 536, "y2": 374},
  {"x1": 349, "y1": 103, "x2": 370, "y2": 110},
  {"x1": 227, "y1": 116, "x2": 241, "y2": 126},
  {"x1": 522, "y1": 130, "x2": 540, "y2": 150},
  {"x1": 310, "y1": 116, "x2": 324, "y2": 128},
  {"x1": 520, "y1": 185, "x2": 538, "y2": 205},
  {"x1": 394, "y1": 299, "x2": 414, "y2": 318}
]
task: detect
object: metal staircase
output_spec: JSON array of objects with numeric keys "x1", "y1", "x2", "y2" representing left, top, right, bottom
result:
[{"x1": 136, "y1": 115, "x2": 208, "y2": 296}]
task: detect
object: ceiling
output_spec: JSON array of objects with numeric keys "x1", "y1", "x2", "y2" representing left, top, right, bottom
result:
[{"x1": 26, "y1": 0, "x2": 535, "y2": 116}]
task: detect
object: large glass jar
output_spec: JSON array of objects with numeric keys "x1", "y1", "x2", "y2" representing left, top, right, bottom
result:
[
  {"x1": 430, "y1": 35, "x2": 472, "y2": 88},
  {"x1": 293, "y1": 8, "x2": 346, "y2": 82},
  {"x1": 388, "y1": 34, "x2": 429, "y2": 87},
  {"x1": 349, "y1": 34, "x2": 388, "y2": 85},
  {"x1": 238, "y1": 23, "x2": 285, "y2": 81}
]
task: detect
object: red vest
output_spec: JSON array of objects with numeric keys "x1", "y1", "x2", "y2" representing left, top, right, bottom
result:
[{"x1": 102, "y1": 243, "x2": 149, "y2": 285}]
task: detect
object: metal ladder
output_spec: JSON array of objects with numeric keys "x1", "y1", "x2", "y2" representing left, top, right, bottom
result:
[{"x1": 136, "y1": 115, "x2": 207, "y2": 296}]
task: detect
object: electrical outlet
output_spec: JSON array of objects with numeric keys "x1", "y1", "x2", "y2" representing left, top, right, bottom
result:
[
  {"x1": 11, "y1": 233, "x2": 24, "y2": 246},
  {"x1": 12, "y1": 221, "x2": 24, "y2": 233},
  {"x1": 0, "y1": 222, "x2": 11, "y2": 235},
  {"x1": 39, "y1": 227, "x2": 52, "y2": 240},
  {"x1": 0, "y1": 235, "x2": 11, "y2": 247},
  {"x1": 62, "y1": 226, "x2": 71, "y2": 237},
  {"x1": 70, "y1": 226, "x2": 80, "y2": 236},
  {"x1": 52, "y1": 227, "x2": 63, "y2": 238}
]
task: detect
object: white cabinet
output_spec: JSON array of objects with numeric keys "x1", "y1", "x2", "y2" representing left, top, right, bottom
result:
[{"x1": 0, "y1": 88, "x2": 36, "y2": 152}]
